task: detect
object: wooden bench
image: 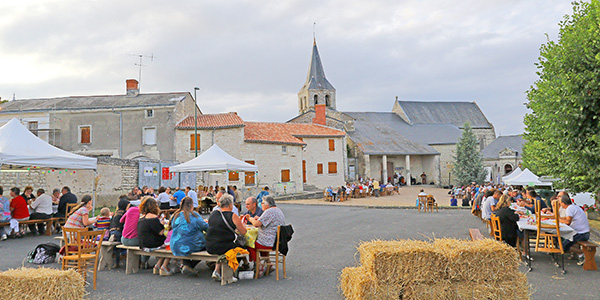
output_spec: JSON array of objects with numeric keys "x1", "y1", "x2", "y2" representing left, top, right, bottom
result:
[
  {"x1": 577, "y1": 240, "x2": 598, "y2": 271},
  {"x1": 469, "y1": 228, "x2": 485, "y2": 241},
  {"x1": 0, "y1": 218, "x2": 59, "y2": 236},
  {"x1": 116, "y1": 245, "x2": 243, "y2": 285}
]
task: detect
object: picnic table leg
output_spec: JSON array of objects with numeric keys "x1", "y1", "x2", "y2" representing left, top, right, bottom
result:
[
  {"x1": 582, "y1": 245, "x2": 598, "y2": 271},
  {"x1": 220, "y1": 263, "x2": 235, "y2": 285},
  {"x1": 44, "y1": 220, "x2": 53, "y2": 236},
  {"x1": 98, "y1": 245, "x2": 114, "y2": 271},
  {"x1": 125, "y1": 250, "x2": 140, "y2": 275}
]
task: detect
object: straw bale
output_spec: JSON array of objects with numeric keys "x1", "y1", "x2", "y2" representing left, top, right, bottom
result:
[
  {"x1": 0, "y1": 267, "x2": 86, "y2": 300},
  {"x1": 358, "y1": 240, "x2": 446, "y2": 284},
  {"x1": 399, "y1": 280, "x2": 455, "y2": 300},
  {"x1": 339, "y1": 266, "x2": 403, "y2": 300},
  {"x1": 454, "y1": 272, "x2": 531, "y2": 300},
  {"x1": 433, "y1": 238, "x2": 520, "y2": 282}
]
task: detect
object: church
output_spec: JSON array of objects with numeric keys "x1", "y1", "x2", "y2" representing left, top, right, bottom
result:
[{"x1": 288, "y1": 40, "x2": 497, "y2": 187}]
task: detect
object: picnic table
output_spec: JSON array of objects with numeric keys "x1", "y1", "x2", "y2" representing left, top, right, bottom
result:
[{"x1": 517, "y1": 216, "x2": 575, "y2": 271}]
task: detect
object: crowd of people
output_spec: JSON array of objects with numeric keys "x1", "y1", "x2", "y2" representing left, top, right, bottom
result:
[
  {"x1": 0, "y1": 185, "x2": 79, "y2": 239},
  {"x1": 466, "y1": 184, "x2": 591, "y2": 266},
  {"x1": 325, "y1": 177, "x2": 400, "y2": 201},
  {"x1": 54, "y1": 184, "x2": 285, "y2": 281}
]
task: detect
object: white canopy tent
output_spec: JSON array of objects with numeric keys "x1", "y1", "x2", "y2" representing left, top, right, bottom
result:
[
  {"x1": 170, "y1": 144, "x2": 258, "y2": 173},
  {"x1": 501, "y1": 167, "x2": 522, "y2": 183},
  {"x1": 0, "y1": 118, "x2": 97, "y2": 169},
  {"x1": 0, "y1": 118, "x2": 98, "y2": 213},
  {"x1": 505, "y1": 168, "x2": 546, "y2": 186}
]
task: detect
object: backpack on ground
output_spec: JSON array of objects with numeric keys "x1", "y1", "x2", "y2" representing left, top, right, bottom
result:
[{"x1": 27, "y1": 243, "x2": 61, "y2": 264}]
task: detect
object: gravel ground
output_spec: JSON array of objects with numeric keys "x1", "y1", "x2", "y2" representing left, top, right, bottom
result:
[{"x1": 0, "y1": 203, "x2": 598, "y2": 300}]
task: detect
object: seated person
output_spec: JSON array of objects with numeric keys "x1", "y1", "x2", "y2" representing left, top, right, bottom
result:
[
  {"x1": 64, "y1": 195, "x2": 96, "y2": 229},
  {"x1": 481, "y1": 190, "x2": 501, "y2": 221},
  {"x1": 54, "y1": 186, "x2": 77, "y2": 219},
  {"x1": 137, "y1": 197, "x2": 170, "y2": 275},
  {"x1": 492, "y1": 195, "x2": 521, "y2": 247},
  {"x1": 94, "y1": 207, "x2": 112, "y2": 231},
  {"x1": 212, "y1": 197, "x2": 239, "y2": 216},
  {"x1": 170, "y1": 187, "x2": 186, "y2": 209},
  {"x1": 247, "y1": 196, "x2": 285, "y2": 277},
  {"x1": 28, "y1": 188, "x2": 53, "y2": 235},
  {"x1": 326, "y1": 186, "x2": 336, "y2": 201},
  {"x1": 206, "y1": 194, "x2": 247, "y2": 282},
  {"x1": 558, "y1": 194, "x2": 590, "y2": 265},
  {"x1": 10, "y1": 187, "x2": 30, "y2": 237},
  {"x1": 244, "y1": 197, "x2": 263, "y2": 222},
  {"x1": 170, "y1": 197, "x2": 209, "y2": 276},
  {"x1": 110, "y1": 196, "x2": 129, "y2": 268},
  {"x1": 0, "y1": 186, "x2": 11, "y2": 240},
  {"x1": 418, "y1": 189, "x2": 427, "y2": 196}
]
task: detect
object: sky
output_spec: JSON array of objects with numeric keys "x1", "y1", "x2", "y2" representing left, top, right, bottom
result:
[{"x1": 0, "y1": 0, "x2": 576, "y2": 136}]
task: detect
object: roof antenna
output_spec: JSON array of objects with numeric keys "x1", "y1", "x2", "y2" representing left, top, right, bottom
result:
[
  {"x1": 127, "y1": 53, "x2": 156, "y2": 93},
  {"x1": 313, "y1": 22, "x2": 316, "y2": 44}
]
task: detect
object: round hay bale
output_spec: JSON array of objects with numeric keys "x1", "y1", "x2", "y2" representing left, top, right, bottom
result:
[{"x1": 0, "y1": 267, "x2": 86, "y2": 300}]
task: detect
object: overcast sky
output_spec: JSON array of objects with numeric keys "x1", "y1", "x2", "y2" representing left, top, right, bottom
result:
[{"x1": 0, "y1": 0, "x2": 575, "y2": 135}]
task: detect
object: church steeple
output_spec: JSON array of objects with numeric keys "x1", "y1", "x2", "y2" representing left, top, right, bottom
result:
[{"x1": 298, "y1": 40, "x2": 336, "y2": 114}]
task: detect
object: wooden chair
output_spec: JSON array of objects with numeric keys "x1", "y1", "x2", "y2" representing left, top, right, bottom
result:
[
  {"x1": 62, "y1": 228, "x2": 106, "y2": 290},
  {"x1": 323, "y1": 190, "x2": 333, "y2": 202},
  {"x1": 254, "y1": 225, "x2": 289, "y2": 280},
  {"x1": 490, "y1": 214, "x2": 502, "y2": 242},
  {"x1": 534, "y1": 200, "x2": 565, "y2": 272},
  {"x1": 426, "y1": 195, "x2": 438, "y2": 212},
  {"x1": 417, "y1": 195, "x2": 428, "y2": 212},
  {"x1": 66, "y1": 203, "x2": 78, "y2": 217}
]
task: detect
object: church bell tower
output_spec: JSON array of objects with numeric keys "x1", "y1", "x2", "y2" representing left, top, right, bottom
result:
[{"x1": 298, "y1": 40, "x2": 336, "y2": 114}]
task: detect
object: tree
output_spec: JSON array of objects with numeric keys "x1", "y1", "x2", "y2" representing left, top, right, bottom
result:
[
  {"x1": 453, "y1": 122, "x2": 486, "y2": 186},
  {"x1": 523, "y1": 0, "x2": 600, "y2": 195}
]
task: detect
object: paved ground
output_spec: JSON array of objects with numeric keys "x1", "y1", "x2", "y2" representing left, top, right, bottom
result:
[
  {"x1": 0, "y1": 203, "x2": 598, "y2": 300},
  {"x1": 283, "y1": 185, "x2": 458, "y2": 207}
]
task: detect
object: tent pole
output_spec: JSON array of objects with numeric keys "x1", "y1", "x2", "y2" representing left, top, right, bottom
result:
[{"x1": 92, "y1": 169, "x2": 98, "y2": 217}]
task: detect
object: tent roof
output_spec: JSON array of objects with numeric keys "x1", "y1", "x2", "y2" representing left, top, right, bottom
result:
[
  {"x1": 505, "y1": 168, "x2": 546, "y2": 186},
  {"x1": 0, "y1": 118, "x2": 97, "y2": 169},
  {"x1": 169, "y1": 144, "x2": 258, "y2": 173},
  {"x1": 501, "y1": 167, "x2": 522, "y2": 182}
]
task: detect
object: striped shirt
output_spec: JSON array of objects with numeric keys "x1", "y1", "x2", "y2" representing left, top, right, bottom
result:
[{"x1": 94, "y1": 216, "x2": 111, "y2": 229}]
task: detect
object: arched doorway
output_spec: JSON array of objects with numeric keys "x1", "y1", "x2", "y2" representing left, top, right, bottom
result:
[{"x1": 504, "y1": 164, "x2": 513, "y2": 175}]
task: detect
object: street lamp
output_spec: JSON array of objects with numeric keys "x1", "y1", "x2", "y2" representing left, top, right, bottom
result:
[{"x1": 193, "y1": 87, "x2": 200, "y2": 157}]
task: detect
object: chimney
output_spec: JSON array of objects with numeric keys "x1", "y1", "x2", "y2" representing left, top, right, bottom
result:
[
  {"x1": 312, "y1": 104, "x2": 326, "y2": 126},
  {"x1": 126, "y1": 79, "x2": 139, "y2": 97}
]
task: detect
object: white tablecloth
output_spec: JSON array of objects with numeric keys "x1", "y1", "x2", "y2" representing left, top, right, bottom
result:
[{"x1": 517, "y1": 219, "x2": 576, "y2": 241}]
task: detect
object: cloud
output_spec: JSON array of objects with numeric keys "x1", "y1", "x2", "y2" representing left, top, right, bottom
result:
[{"x1": 0, "y1": 0, "x2": 574, "y2": 135}]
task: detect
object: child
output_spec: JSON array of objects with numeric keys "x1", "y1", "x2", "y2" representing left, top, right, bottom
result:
[{"x1": 94, "y1": 207, "x2": 112, "y2": 230}]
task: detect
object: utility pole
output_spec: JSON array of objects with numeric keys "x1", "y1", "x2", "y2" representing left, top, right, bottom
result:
[{"x1": 193, "y1": 87, "x2": 200, "y2": 157}]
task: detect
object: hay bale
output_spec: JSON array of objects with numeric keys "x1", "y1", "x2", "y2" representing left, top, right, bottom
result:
[
  {"x1": 339, "y1": 266, "x2": 402, "y2": 300},
  {"x1": 0, "y1": 267, "x2": 86, "y2": 300},
  {"x1": 399, "y1": 280, "x2": 455, "y2": 300},
  {"x1": 454, "y1": 272, "x2": 531, "y2": 300},
  {"x1": 358, "y1": 240, "x2": 446, "y2": 284},
  {"x1": 433, "y1": 238, "x2": 520, "y2": 282}
]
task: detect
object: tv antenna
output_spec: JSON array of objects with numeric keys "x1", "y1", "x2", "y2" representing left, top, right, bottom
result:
[{"x1": 127, "y1": 53, "x2": 156, "y2": 92}]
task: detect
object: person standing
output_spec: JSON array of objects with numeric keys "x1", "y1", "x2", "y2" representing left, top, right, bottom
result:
[
  {"x1": 420, "y1": 172, "x2": 427, "y2": 185},
  {"x1": 28, "y1": 188, "x2": 53, "y2": 235},
  {"x1": 256, "y1": 187, "x2": 269, "y2": 205},
  {"x1": 171, "y1": 187, "x2": 185, "y2": 209}
]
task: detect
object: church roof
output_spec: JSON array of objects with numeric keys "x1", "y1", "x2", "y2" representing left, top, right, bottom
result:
[
  {"x1": 396, "y1": 100, "x2": 492, "y2": 129},
  {"x1": 300, "y1": 41, "x2": 335, "y2": 91},
  {"x1": 344, "y1": 112, "x2": 441, "y2": 155},
  {"x1": 480, "y1": 135, "x2": 525, "y2": 159}
]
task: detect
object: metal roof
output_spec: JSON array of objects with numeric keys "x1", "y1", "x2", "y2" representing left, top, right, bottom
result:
[
  {"x1": 344, "y1": 112, "x2": 441, "y2": 155},
  {"x1": 480, "y1": 135, "x2": 526, "y2": 159},
  {"x1": 0, "y1": 92, "x2": 188, "y2": 113},
  {"x1": 396, "y1": 100, "x2": 492, "y2": 129},
  {"x1": 300, "y1": 41, "x2": 335, "y2": 92}
]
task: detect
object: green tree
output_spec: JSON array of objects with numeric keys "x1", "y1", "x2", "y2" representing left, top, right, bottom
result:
[
  {"x1": 453, "y1": 122, "x2": 486, "y2": 186},
  {"x1": 523, "y1": 0, "x2": 600, "y2": 195}
]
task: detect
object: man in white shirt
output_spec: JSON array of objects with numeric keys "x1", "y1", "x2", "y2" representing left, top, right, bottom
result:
[
  {"x1": 28, "y1": 188, "x2": 53, "y2": 235},
  {"x1": 559, "y1": 194, "x2": 590, "y2": 265},
  {"x1": 185, "y1": 186, "x2": 198, "y2": 208},
  {"x1": 481, "y1": 189, "x2": 500, "y2": 220}
]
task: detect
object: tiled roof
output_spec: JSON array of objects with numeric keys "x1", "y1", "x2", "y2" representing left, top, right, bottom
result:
[
  {"x1": 396, "y1": 100, "x2": 493, "y2": 129},
  {"x1": 480, "y1": 135, "x2": 525, "y2": 159},
  {"x1": 176, "y1": 112, "x2": 244, "y2": 129},
  {"x1": 0, "y1": 93, "x2": 188, "y2": 113},
  {"x1": 244, "y1": 122, "x2": 345, "y2": 145}
]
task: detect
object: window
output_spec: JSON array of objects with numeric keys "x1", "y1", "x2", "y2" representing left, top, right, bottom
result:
[
  {"x1": 28, "y1": 121, "x2": 38, "y2": 136},
  {"x1": 190, "y1": 134, "x2": 200, "y2": 150},
  {"x1": 79, "y1": 125, "x2": 91, "y2": 144},
  {"x1": 281, "y1": 169, "x2": 290, "y2": 182},
  {"x1": 317, "y1": 163, "x2": 323, "y2": 174},
  {"x1": 143, "y1": 127, "x2": 157, "y2": 145},
  {"x1": 146, "y1": 109, "x2": 154, "y2": 118},
  {"x1": 328, "y1": 162, "x2": 337, "y2": 174},
  {"x1": 282, "y1": 146, "x2": 287, "y2": 153},
  {"x1": 329, "y1": 139, "x2": 335, "y2": 151},
  {"x1": 245, "y1": 160, "x2": 255, "y2": 185},
  {"x1": 313, "y1": 94, "x2": 318, "y2": 105},
  {"x1": 325, "y1": 95, "x2": 330, "y2": 106},
  {"x1": 229, "y1": 171, "x2": 239, "y2": 181}
]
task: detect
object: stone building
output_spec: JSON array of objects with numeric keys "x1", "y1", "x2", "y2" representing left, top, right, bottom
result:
[
  {"x1": 0, "y1": 79, "x2": 198, "y2": 161},
  {"x1": 480, "y1": 135, "x2": 525, "y2": 184},
  {"x1": 288, "y1": 40, "x2": 496, "y2": 186},
  {"x1": 174, "y1": 111, "x2": 346, "y2": 194}
]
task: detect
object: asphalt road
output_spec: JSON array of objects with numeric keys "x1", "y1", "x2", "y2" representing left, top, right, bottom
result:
[{"x1": 0, "y1": 204, "x2": 598, "y2": 300}]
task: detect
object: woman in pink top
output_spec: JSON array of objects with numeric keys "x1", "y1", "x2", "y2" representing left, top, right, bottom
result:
[{"x1": 120, "y1": 205, "x2": 140, "y2": 246}]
